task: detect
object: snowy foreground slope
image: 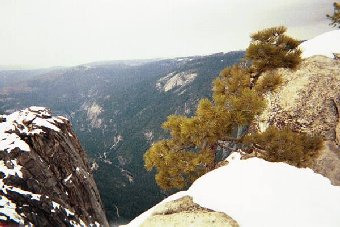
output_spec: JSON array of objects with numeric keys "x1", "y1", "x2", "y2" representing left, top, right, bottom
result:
[
  {"x1": 300, "y1": 30, "x2": 340, "y2": 58},
  {"x1": 126, "y1": 153, "x2": 340, "y2": 227}
]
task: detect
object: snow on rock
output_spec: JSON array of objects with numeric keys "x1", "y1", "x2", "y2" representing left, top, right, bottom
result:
[
  {"x1": 0, "y1": 107, "x2": 70, "y2": 224},
  {"x1": 1, "y1": 183, "x2": 42, "y2": 201},
  {"x1": 126, "y1": 153, "x2": 340, "y2": 227},
  {"x1": 0, "y1": 107, "x2": 109, "y2": 226},
  {"x1": 0, "y1": 158, "x2": 26, "y2": 224},
  {"x1": 0, "y1": 106, "x2": 64, "y2": 153},
  {"x1": 300, "y1": 30, "x2": 340, "y2": 59},
  {"x1": 156, "y1": 71, "x2": 198, "y2": 92},
  {"x1": 64, "y1": 173, "x2": 73, "y2": 183},
  {"x1": 0, "y1": 195, "x2": 25, "y2": 224},
  {"x1": 0, "y1": 160, "x2": 22, "y2": 178}
]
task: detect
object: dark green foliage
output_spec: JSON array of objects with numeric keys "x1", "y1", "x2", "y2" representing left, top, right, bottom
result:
[
  {"x1": 327, "y1": 2, "x2": 340, "y2": 28},
  {"x1": 243, "y1": 127, "x2": 322, "y2": 167},
  {"x1": 246, "y1": 26, "x2": 302, "y2": 74}
]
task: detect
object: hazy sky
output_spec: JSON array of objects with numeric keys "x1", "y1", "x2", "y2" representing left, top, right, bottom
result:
[{"x1": 0, "y1": 0, "x2": 335, "y2": 68}]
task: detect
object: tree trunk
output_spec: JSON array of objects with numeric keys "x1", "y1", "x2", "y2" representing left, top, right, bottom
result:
[
  {"x1": 201, "y1": 139, "x2": 218, "y2": 171},
  {"x1": 207, "y1": 144, "x2": 218, "y2": 171}
]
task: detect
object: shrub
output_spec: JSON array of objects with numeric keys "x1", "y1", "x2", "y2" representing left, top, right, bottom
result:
[{"x1": 243, "y1": 127, "x2": 322, "y2": 167}]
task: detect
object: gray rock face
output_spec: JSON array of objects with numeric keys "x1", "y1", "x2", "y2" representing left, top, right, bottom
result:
[
  {"x1": 254, "y1": 56, "x2": 340, "y2": 185},
  {"x1": 0, "y1": 107, "x2": 109, "y2": 226}
]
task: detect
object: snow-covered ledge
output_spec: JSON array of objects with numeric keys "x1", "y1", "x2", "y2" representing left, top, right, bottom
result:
[
  {"x1": 300, "y1": 30, "x2": 340, "y2": 59},
  {"x1": 125, "y1": 153, "x2": 340, "y2": 227}
]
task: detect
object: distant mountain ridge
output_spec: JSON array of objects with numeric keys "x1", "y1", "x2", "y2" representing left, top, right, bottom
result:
[{"x1": 0, "y1": 51, "x2": 244, "y2": 222}]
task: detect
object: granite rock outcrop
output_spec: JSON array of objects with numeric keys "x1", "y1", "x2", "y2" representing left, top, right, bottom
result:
[{"x1": 254, "y1": 56, "x2": 340, "y2": 185}]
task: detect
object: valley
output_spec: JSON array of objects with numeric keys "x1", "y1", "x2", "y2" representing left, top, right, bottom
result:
[{"x1": 0, "y1": 51, "x2": 244, "y2": 222}]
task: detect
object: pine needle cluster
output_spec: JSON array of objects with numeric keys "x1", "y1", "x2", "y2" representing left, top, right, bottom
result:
[
  {"x1": 246, "y1": 26, "x2": 302, "y2": 74},
  {"x1": 243, "y1": 127, "x2": 323, "y2": 167}
]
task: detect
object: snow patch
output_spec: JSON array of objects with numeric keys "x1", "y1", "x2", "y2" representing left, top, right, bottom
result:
[
  {"x1": 64, "y1": 207, "x2": 75, "y2": 217},
  {"x1": 0, "y1": 156, "x2": 26, "y2": 223},
  {"x1": 51, "y1": 201, "x2": 61, "y2": 213},
  {"x1": 51, "y1": 201, "x2": 86, "y2": 226},
  {"x1": 0, "y1": 160, "x2": 22, "y2": 178},
  {"x1": 29, "y1": 106, "x2": 48, "y2": 112},
  {"x1": 35, "y1": 117, "x2": 60, "y2": 132},
  {"x1": 90, "y1": 221, "x2": 100, "y2": 227},
  {"x1": 0, "y1": 194, "x2": 25, "y2": 224},
  {"x1": 64, "y1": 174, "x2": 73, "y2": 183},
  {"x1": 0, "y1": 132, "x2": 30, "y2": 153},
  {"x1": 0, "y1": 158, "x2": 29, "y2": 202},
  {"x1": 0, "y1": 107, "x2": 66, "y2": 153},
  {"x1": 5, "y1": 185, "x2": 42, "y2": 201},
  {"x1": 0, "y1": 161, "x2": 42, "y2": 202},
  {"x1": 75, "y1": 167, "x2": 89, "y2": 179},
  {"x1": 300, "y1": 30, "x2": 340, "y2": 59},
  {"x1": 57, "y1": 116, "x2": 69, "y2": 122},
  {"x1": 127, "y1": 153, "x2": 340, "y2": 227}
]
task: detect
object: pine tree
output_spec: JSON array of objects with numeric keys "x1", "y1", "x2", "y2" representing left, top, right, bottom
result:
[
  {"x1": 327, "y1": 2, "x2": 340, "y2": 28},
  {"x1": 144, "y1": 66, "x2": 266, "y2": 190},
  {"x1": 246, "y1": 26, "x2": 301, "y2": 87},
  {"x1": 144, "y1": 26, "x2": 316, "y2": 191}
]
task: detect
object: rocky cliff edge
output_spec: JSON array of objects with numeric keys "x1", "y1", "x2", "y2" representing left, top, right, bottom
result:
[
  {"x1": 0, "y1": 106, "x2": 109, "y2": 226},
  {"x1": 255, "y1": 55, "x2": 340, "y2": 185}
]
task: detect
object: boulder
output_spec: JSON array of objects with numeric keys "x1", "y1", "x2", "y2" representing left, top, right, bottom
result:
[{"x1": 141, "y1": 196, "x2": 239, "y2": 227}]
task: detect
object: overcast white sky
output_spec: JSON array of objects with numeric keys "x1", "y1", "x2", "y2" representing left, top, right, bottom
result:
[{"x1": 0, "y1": 0, "x2": 335, "y2": 68}]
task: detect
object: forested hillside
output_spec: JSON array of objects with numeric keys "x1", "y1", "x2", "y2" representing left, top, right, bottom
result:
[{"x1": 0, "y1": 51, "x2": 243, "y2": 221}]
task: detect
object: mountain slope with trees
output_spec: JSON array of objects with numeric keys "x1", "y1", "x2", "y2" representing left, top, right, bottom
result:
[{"x1": 0, "y1": 52, "x2": 244, "y2": 222}]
